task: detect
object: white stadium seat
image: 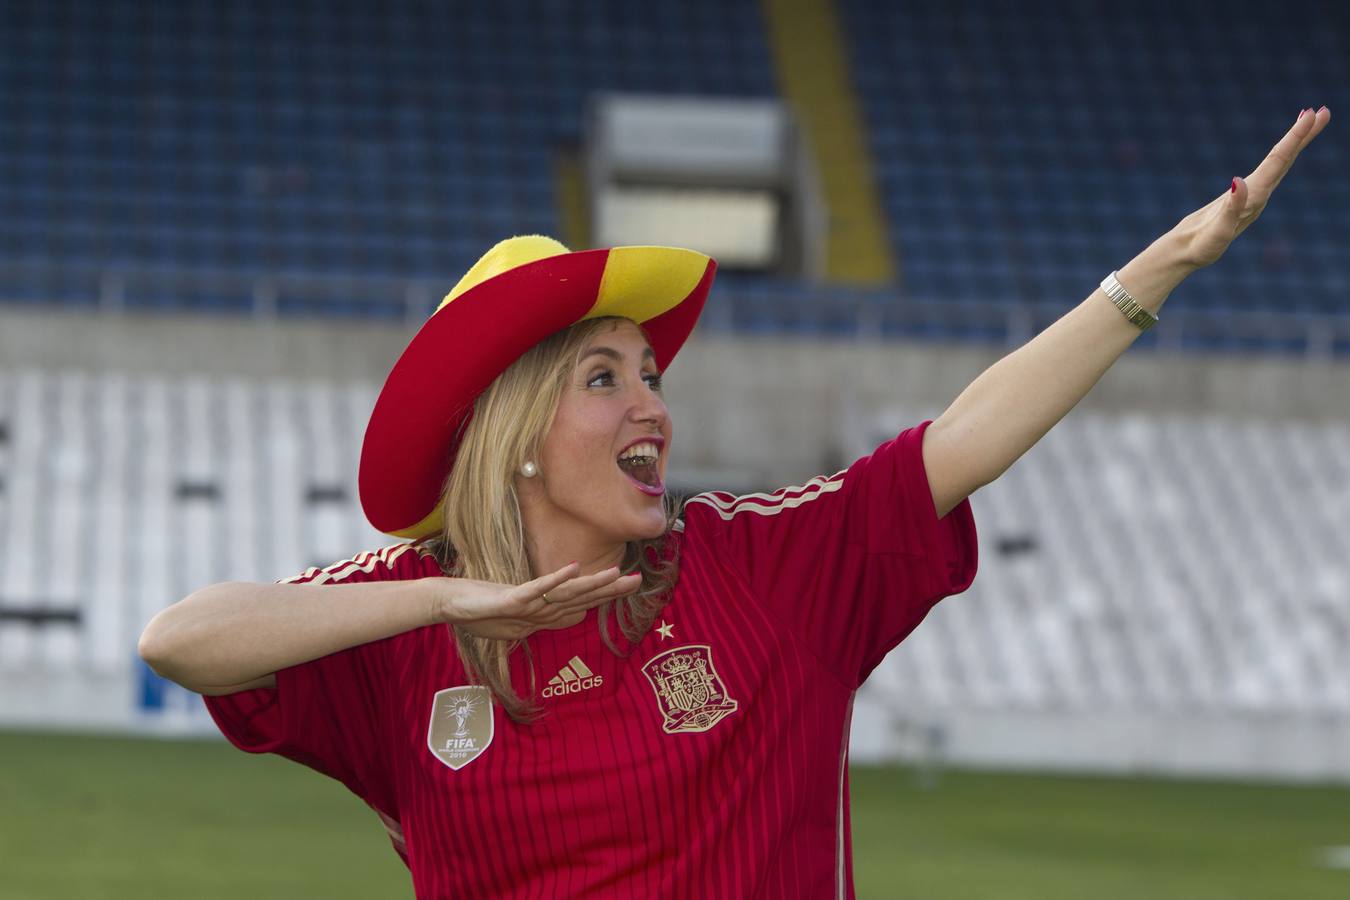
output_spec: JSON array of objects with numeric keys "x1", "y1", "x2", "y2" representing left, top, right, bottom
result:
[
  {"x1": 0, "y1": 372, "x2": 1346, "y2": 743},
  {"x1": 856, "y1": 406, "x2": 1350, "y2": 720}
]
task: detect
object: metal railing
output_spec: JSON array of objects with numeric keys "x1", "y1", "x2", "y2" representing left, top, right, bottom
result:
[{"x1": 2, "y1": 259, "x2": 1347, "y2": 359}]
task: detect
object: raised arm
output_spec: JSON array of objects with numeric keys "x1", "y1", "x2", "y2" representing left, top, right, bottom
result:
[{"x1": 923, "y1": 106, "x2": 1331, "y2": 518}]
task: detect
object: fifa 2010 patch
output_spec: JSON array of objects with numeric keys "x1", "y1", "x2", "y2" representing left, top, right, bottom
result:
[
  {"x1": 641, "y1": 644, "x2": 739, "y2": 734},
  {"x1": 427, "y1": 686, "x2": 494, "y2": 770}
]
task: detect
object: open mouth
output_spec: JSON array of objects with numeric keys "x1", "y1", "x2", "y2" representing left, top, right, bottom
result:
[{"x1": 617, "y1": 441, "x2": 664, "y2": 494}]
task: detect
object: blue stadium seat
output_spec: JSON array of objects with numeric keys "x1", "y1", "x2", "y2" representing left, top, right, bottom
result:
[
  {"x1": 840, "y1": 0, "x2": 1345, "y2": 341},
  {"x1": 0, "y1": 0, "x2": 1343, "y2": 352}
]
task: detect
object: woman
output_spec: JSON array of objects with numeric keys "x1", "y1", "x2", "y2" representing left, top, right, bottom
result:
[{"x1": 139, "y1": 107, "x2": 1329, "y2": 898}]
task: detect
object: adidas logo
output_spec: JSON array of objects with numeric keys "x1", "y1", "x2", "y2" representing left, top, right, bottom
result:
[{"x1": 542, "y1": 656, "x2": 604, "y2": 698}]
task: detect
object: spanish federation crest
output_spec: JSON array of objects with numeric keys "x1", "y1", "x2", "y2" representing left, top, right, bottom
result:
[
  {"x1": 641, "y1": 644, "x2": 739, "y2": 734},
  {"x1": 427, "y1": 685, "x2": 494, "y2": 770}
]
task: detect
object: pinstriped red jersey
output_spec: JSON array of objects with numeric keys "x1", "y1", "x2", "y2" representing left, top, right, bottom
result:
[{"x1": 204, "y1": 419, "x2": 978, "y2": 898}]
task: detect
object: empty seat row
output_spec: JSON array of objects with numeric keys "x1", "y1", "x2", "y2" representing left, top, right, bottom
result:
[{"x1": 3, "y1": 369, "x2": 1345, "y2": 718}]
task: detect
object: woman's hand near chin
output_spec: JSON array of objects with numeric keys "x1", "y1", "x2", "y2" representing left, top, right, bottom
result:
[{"x1": 428, "y1": 562, "x2": 643, "y2": 641}]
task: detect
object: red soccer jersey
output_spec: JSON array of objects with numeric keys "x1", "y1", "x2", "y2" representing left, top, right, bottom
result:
[{"x1": 204, "y1": 419, "x2": 978, "y2": 898}]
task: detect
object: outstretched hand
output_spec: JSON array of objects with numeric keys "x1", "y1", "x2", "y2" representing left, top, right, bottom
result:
[
  {"x1": 433, "y1": 562, "x2": 643, "y2": 641},
  {"x1": 1171, "y1": 106, "x2": 1330, "y2": 269}
]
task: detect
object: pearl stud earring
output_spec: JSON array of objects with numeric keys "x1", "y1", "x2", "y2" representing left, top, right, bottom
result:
[{"x1": 520, "y1": 461, "x2": 538, "y2": 478}]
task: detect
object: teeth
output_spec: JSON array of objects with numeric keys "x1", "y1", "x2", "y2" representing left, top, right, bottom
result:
[{"x1": 619, "y1": 441, "x2": 660, "y2": 462}]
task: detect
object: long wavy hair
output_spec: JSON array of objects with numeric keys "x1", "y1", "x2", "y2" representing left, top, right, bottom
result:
[{"x1": 421, "y1": 316, "x2": 682, "y2": 722}]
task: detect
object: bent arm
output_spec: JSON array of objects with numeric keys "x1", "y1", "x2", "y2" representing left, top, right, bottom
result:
[
  {"x1": 924, "y1": 233, "x2": 1195, "y2": 519},
  {"x1": 137, "y1": 578, "x2": 441, "y2": 695},
  {"x1": 141, "y1": 562, "x2": 646, "y2": 694}
]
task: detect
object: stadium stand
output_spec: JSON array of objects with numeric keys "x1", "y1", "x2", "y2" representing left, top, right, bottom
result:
[
  {"x1": 1, "y1": 0, "x2": 1346, "y2": 771},
  {"x1": 862, "y1": 409, "x2": 1350, "y2": 717},
  {"x1": 0, "y1": 0, "x2": 774, "y2": 312},
  {"x1": 839, "y1": 0, "x2": 1348, "y2": 315},
  {"x1": 0, "y1": 369, "x2": 388, "y2": 684},
  {"x1": 2, "y1": 1, "x2": 1346, "y2": 352},
  {"x1": 1, "y1": 368, "x2": 1346, "y2": 729}
]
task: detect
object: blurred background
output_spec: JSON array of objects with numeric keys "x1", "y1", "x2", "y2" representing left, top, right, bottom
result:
[{"x1": 1, "y1": 0, "x2": 1347, "y2": 897}]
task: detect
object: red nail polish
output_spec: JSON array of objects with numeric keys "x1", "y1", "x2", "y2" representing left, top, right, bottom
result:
[{"x1": 1231, "y1": 178, "x2": 1237, "y2": 193}]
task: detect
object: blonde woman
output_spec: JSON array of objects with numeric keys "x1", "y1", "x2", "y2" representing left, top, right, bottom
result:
[{"x1": 139, "y1": 107, "x2": 1328, "y2": 898}]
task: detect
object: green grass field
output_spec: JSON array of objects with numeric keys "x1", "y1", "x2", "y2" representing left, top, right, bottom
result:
[{"x1": 3, "y1": 729, "x2": 1347, "y2": 899}]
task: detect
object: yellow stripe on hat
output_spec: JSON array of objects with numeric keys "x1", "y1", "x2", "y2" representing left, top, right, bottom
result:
[
  {"x1": 392, "y1": 498, "x2": 445, "y2": 540},
  {"x1": 586, "y1": 246, "x2": 708, "y2": 323},
  {"x1": 437, "y1": 235, "x2": 571, "y2": 313}
]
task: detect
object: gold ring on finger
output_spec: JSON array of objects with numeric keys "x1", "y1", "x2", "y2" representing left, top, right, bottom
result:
[{"x1": 541, "y1": 592, "x2": 551, "y2": 604}]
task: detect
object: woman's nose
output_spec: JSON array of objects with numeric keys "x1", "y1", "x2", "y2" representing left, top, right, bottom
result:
[{"x1": 629, "y1": 384, "x2": 667, "y2": 425}]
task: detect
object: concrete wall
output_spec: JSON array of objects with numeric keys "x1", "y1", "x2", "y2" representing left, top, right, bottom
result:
[
  {"x1": 849, "y1": 693, "x2": 1350, "y2": 784},
  {"x1": 5, "y1": 304, "x2": 1348, "y2": 490}
]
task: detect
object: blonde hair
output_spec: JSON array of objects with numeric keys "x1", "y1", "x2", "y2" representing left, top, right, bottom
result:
[{"x1": 422, "y1": 317, "x2": 681, "y2": 722}]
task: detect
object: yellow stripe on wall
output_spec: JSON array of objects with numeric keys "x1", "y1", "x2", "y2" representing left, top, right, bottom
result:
[
  {"x1": 761, "y1": 0, "x2": 895, "y2": 284},
  {"x1": 555, "y1": 149, "x2": 590, "y2": 250}
]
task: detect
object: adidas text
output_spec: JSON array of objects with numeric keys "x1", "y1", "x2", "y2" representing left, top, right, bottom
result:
[{"x1": 543, "y1": 675, "x2": 603, "y2": 698}]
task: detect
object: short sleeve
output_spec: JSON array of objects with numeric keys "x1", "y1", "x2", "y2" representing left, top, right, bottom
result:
[
  {"x1": 682, "y1": 419, "x2": 977, "y2": 689},
  {"x1": 201, "y1": 540, "x2": 444, "y2": 804}
]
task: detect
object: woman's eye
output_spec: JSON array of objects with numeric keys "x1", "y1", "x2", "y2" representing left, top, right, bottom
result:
[{"x1": 586, "y1": 370, "x2": 663, "y2": 390}]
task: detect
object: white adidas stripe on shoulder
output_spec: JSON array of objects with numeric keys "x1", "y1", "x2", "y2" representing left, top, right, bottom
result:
[
  {"x1": 683, "y1": 469, "x2": 848, "y2": 521},
  {"x1": 278, "y1": 540, "x2": 435, "y2": 585},
  {"x1": 368, "y1": 803, "x2": 407, "y2": 855}
]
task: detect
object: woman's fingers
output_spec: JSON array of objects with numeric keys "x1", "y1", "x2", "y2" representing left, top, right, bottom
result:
[
  {"x1": 475, "y1": 567, "x2": 646, "y2": 636},
  {"x1": 509, "y1": 562, "x2": 582, "y2": 606},
  {"x1": 511, "y1": 563, "x2": 639, "y2": 608},
  {"x1": 556, "y1": 573, "x2": 644, "y2": 610},
  {"x1": 1248, "y1": 107, "x2": 1329, "y2": 198},
  {"x1": 548, "y1": 568, "x2": 641, "y2": 607},
  {"x1": 531, "y1": 576, "x2": 643, "y2": 625}
]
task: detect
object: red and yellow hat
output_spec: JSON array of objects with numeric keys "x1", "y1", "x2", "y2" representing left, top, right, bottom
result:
[{"x1": 359, "y1": 235, "x2": 717, "y2": 539}]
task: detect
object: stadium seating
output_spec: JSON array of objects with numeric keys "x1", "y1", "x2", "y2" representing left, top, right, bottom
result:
[
  {"x1": 838, "y1": 0, "x2": 1348, "y2": 321},
  {"x1": 863, "y1": 408, "x2": 1350, "y2": 715},
  {"x1": 0, "y1": 369, "x2": 389, "y2": 686},
  {"x1": 1, "y1": 368, "x2": 1346, "y2": 720},
  {"x1": 0, "y1": 0, "x2": 774, "y2": 312},
  {"x1": 2, "y1": 1, "x2": 1345, "y2": 352}
]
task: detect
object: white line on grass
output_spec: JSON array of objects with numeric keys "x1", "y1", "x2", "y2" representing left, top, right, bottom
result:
[{"x1": 1317, "y1": 846, "x2": 1350, "y2": 870}]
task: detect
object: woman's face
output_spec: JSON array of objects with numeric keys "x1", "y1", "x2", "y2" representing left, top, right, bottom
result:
[{"x1": 529, "y1": 319, "x2": 672, "y2": 545}]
